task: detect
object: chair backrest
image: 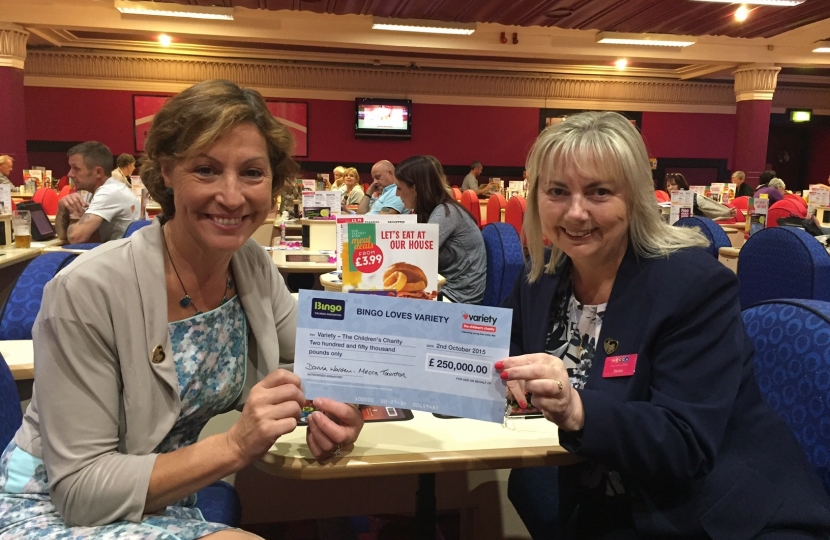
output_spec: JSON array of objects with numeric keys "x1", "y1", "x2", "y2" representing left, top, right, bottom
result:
[
  {"x1": 460, "y1": 190, "x2": 481, "y2": 228},
  {"x1": 767, "y1": 199, "x2": 807, "y2": 228},
  {"x1": 504, "y1": 195, "x2": 526, "y2": 238},
  {"x1": 654, "y1": 190, "x2": 670, "y2": 203},
  {"x1": 674, "y1": 216, "x2": 731, "y2": 259},
  {"x1": 481, "y1": 223, "x2": 524, "y2": 307},
  {"x1": 0, "y1": 353, "x2": 22, "y2": 449},
  {"x1": 0, "y1": 251, "x2": 78, "y2": 340},
  {"x1": 784, "y1": 193, "x2": 807, "y2": 211},
  {"x1": 451, "y1": 186, "x2": 462, "y2": 201},
  {"x1": 487, "y1": 193, "x2": 506, "y2": 225},
  {"x1": 730, "y1": 196, "x2": 750, "y2": 211},
  {"x1": 123, "y1": 219, "x2": 152, "y2": 238},
  {"x1": 32, "y1": 187, "x2": 48, "y2": 206},
  {"x1": 58, "y1": 185, "x2": 75, "y2": 199},
  {"x1": 39, "y1": 189, "x2": 59, "y2": 215},
  {"x1": 742, "y1": 299, "x2": 830, "y2": 494},
  {"x1": 738, "y1": 227, "x2": 830, "y2": 308}
]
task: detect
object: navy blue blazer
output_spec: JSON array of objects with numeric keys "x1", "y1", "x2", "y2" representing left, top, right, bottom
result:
[{"x1": 506, "y1": 246, "x2": 830, "y2": 539}]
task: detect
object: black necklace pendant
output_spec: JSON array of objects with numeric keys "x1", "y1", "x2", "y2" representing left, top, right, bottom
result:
[{"x1": 180, "y1": 295, "x2": 192, "y2": 308}]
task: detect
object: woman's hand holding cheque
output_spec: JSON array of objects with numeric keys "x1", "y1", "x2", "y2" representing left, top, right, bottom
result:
[
  {"x1": 305, "y1": 398, "x2": 365, "y2": 460},
  {"x1": 225, "y1": 369, "x2": 305, "y2": 465},
  {"x1": 496, "y1": 354, "x2": 585, "y2": 432}
]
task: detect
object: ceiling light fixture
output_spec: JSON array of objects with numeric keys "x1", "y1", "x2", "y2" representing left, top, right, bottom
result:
[
  {"x1": 692, "y1": 0, "x2": 802, "y2": 5},
  {"x1": 115, "y1": 0, "x2": 234, "y2": 20},
  {"x1": 372, "y1": 17, "x2": 476, "y2": 35},
  {"x1": 813, "y1": 41, "x2": 830, "y2": 52},
  {"x1": 735, "y1": 5, "x2": 750, "y2": 21},
  {"x1": 596, "y1": 32, "x2": 695, "y2": 47},
  {"x1": 615, "y1": 59, "x2": 628, "y2": 70},
  {"x1": 158, "y1": 34, "x2": 172, "y2": 47}
]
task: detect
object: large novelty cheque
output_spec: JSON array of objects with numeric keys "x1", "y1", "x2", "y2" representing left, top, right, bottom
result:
[{"x1": 294, "y1": 290, "x2": 513, "y2": 422}]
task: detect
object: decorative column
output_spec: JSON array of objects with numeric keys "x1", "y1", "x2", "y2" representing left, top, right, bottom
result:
[
  {"x1": 732, "y1": 64, "x2": 780, "y2": 187},
  {"x1": 0, "y1": 24, "x2": 29, "y2": 185}
]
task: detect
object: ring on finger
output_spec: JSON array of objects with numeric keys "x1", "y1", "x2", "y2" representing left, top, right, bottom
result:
[
  {"x1": 332, "y1": 444, "x2": 341, "y2": 457},
  {"x1": 555, "y1": 379, "x2": 564, "y2": 394}
]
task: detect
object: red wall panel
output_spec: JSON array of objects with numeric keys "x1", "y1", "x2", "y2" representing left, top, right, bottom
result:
[
  {"x1": 806, "y1": 124, "x2": 830, "y2": 186},
  {"x1": 640, "y1": 111, "x2": 737, "y2": 169}
]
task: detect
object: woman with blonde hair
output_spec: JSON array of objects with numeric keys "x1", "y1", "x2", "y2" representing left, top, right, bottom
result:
[
  {"x1": 498, "y1": 111, "x2": 830, "y2": 539},
  {"x1": 0, "y1": 79, "x2": 364, "y2": 539},
  {"x1": 341, "y1": 167, "x2": 364, "y2": 205}
]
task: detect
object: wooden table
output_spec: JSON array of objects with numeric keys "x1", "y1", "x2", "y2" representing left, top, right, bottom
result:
[
  {"x1": 11, "y1": 192, "x2": 34, "y2": 200},
  {"x1": 0, "y1": 339, "x2": 33, "y2": 381},
  {"x1": 257, "y1": 410, "x2": 581, "y2": 540}
]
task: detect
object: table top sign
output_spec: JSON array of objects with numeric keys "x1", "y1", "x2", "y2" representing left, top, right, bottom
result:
[
  {"x1": 294, "y1": 290, "x2": 512, "y2": 422},
  {"x1": 0, "y1": 184, "x2": 11, "y2": 215},
  {"x1": 343, "y1": 222, "x2": 438, "y2": 300},
  {"x1": 808, "y1": 189, "x2": 830, "y2": 217},
  {"x1": 335, "y1": 214, "x2": 418, "y2": 273},
  {"x1": 709, "y1": 183, "x2": 724, "y2": 204},
  {"x1": 669, "y1": 190, "x2": 694, "y2": 225},
  {"x1": 302, "y1": 191, "x2": 341, "y2": 219}
]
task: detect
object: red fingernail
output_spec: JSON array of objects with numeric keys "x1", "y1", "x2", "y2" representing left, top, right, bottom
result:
[
  {"x1": 520, "y1": 401, "x2": 527, "y2": 409},
  {"x1": 500, "y1": 371, "x2": 509, "y2": 380},
  {"x1": 495, "y1": 361, "x2": 504, "y2": 370}
]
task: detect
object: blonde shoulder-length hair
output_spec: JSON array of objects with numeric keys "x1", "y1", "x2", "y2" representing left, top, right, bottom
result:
[{"x1": 524, "y1": 111, "x2": 709, "y2": 283}]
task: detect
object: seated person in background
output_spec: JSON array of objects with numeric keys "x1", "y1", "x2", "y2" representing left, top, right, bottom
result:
[
  {"x1": 755, "y1": 177, "x2": 786, "y2": 204},
  {"x1": 755, "y1": 169, "x2": 777, "y2": 191},
  {"x1": 667, "y1": 172, "x2": 733, "y2": 220},
  {"x1": 111, "y1": 153, "x2": 136, "y2": 186},
  {"x1": 461, "y1": 160, "x2": 499, "y2": 197},
  {"x1": 499, "y1": 111, "x2": 830, "y2": 539},
  {"x1": 341, "y1": 167, "x2": 364, "y2": 206},
  {"x1": 331, "y1": 165, "x2": 347, "y2": 193},
  {"x1": 732, "y1": 170, "x2": 754, "y2": 197},
  {"x1": 0, "y1": 79, "x2": 364, "y2": 538},
  {"x1": 0, "y1": 155, "x2": 13, "y2": 185},
  {"x1": 394, "y1": 155, "x2": 486, "y2": 304},
  {"x1": 56, "y1": 141, "x2": 138, "y2": 243},
  {"x1": 357, "y1": 159, "x2": 405, "y2": 215}
]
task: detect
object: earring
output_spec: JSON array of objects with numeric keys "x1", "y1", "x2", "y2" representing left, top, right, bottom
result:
[{"x1": 166, "y1": 187, "x2": 173, "y2": 195}]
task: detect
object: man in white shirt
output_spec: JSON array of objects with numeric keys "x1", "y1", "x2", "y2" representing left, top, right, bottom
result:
[{"x1": 56, "y1": 141, "x2": 138, "y2": 243}]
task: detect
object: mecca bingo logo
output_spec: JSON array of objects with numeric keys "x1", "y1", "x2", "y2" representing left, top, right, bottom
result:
[
  {"x1": 311, "y1": 298, "x2": 346, "y2": 320},
  {"x1": 461, "y1": 311, "x2": 497, "y2": 333}
]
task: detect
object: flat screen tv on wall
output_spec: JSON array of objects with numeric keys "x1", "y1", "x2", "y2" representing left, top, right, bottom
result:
[{"x1": 355, "y1": 98, "x2": 412, "y2": 139}]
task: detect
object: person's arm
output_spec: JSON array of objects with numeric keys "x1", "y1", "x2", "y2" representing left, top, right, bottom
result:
[
  {"x1": 474, "y1": 182, "x2": 495, "y2": 196},
  {"x1": 55, "y1": 193, "x2": 87, "y2": 242},
  {"x1": 357, "y1": 181, "x2": 382, "y2": 214},
  {"x1": 378, "y1": 208, "x2": 400, "y2": 215},
  {"x1": 66, "y1": 213, "x2": 104, "y2": 244}
]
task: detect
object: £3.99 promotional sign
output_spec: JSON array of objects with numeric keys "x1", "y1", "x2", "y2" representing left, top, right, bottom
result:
[{"x1": 343, "y1": 222, "x2": 439, "y2": 300}]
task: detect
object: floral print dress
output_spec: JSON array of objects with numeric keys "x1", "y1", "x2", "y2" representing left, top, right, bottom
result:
[{"x1": 0, "y1": 296, "x2": 247, "y2": 540}]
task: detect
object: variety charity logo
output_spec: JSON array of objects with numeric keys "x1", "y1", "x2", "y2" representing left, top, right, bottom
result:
[{"x1": 461, "y1": 312, "x2": 497, "y2": 333}]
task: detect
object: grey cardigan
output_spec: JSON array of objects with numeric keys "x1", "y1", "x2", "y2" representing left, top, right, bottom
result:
[{"x1": 14, "y1": 220, "x2": 298, "y2": 526}]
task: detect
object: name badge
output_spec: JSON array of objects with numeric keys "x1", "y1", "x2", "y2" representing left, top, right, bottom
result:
[{"x1": 602, "y1": 354, "x2": 637, "y2": 378}]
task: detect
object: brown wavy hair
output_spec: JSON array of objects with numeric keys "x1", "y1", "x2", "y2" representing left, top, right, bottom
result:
[
  {"x1": 140, "y1": 79, "x2": 298, "y2": 217},
  {"x1": 395, "y1": 155, "x2": 474, "y2": 224}
]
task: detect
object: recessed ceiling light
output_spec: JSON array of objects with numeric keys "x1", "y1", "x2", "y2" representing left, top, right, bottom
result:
[
  {"x1": 615, "y1": 59, "x2": 628, "y2": 70},
  {"x1": 596, "y1": 32, "x2": 695, "y2": 47},
  {"x1": 735, "y1": 5, "x2": 750, "y2": 21},
  {"x1": 545, "y1": 8, "x2": 574, "y2": 18},
  {"x1": 372, "y1": 17, "x2": 476, "y2": 35},
  {"x1": 158, "y1": 34, "x2": 172, "y2": 47},
  {"x1": 115, "y1": 0, "x2": 234, "y2": 20},
  {"x1": 693, "y1": 0, "x2": 803, "y2": 5}
]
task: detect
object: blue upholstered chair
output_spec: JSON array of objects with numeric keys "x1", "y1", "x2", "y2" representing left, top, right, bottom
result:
[
  {"x1": 62, "y1": 243, "x2": 101, "y2": 250},
  {"x1": 674, "y1": 216, "x2": 731, "y2": 259},
  {"x1": 743, "y1": 299, "x2": 830, "y2": 494},
  {"x1": 0, "y1": 353, "x2": 23, "y2": 450},
  {"x1": 0, "y1": 252, "x2": 78, "y2": 340},
  {"x1": 481, "y1": 223, "x2": 524, "y2": 307},
  {"x1": 124, "y1": 220, "x2": 152, "y2": 238},
  {"x1": 738, "y1": 227, "x2": 830, "y2": 308}
]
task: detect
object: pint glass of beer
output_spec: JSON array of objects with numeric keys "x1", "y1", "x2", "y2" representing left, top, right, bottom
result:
[{"x1": 12, "y1": 211, "x2": 31, "y2": 248}]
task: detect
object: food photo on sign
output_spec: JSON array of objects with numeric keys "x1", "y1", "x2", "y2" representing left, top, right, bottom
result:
[{"x1": 343, "y1": 222, "x2": 439, "y2": 300}]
